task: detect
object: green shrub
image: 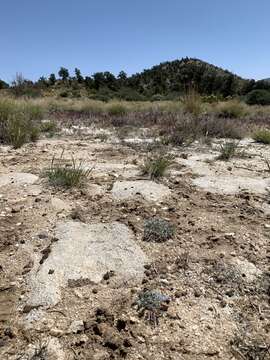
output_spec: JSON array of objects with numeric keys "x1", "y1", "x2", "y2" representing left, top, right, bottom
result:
[
  {"x1": 217, "y1": 141, "x2": 240, "y2": 161},
  {"x1": 45, "y1": 151, "x2": 92, "y2": 188},
  {"x1": 246, "y1": 89, "x2": 270, "y2": 105},
  {"x1": 0, "y1": 99, "x2": 42, "y2": 148},
  {"x1": 161, "y1": 117, "x2": 201, "y2": 146},
  {"x1": 143, "y1": 218, "x2": 175, "y2": 242},
  {"x1": 140, "y1": 155, "x2": 172, "y2": 179},
  {"x1": 107, "y1": 103, "x2": 128, "y2": 116},
  {"x1": 217, "y1": 101, "x2": 247, "y2": 118},
  {"x1": 253, "y1": 129, "x2": 270, "y2": 144}
]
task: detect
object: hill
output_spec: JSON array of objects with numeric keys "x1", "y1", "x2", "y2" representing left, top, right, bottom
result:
[
  {"x1": 126, "y1": 58, "x2": 248, "y2": 97},
  {"x1": 2, "y1": 57, "x2": 268, "y2": 100}
]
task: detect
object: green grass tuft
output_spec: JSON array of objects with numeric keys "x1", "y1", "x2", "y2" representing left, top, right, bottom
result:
[
  {"x1": 217, "y1": 141, "x2": 240, "y2": 161},
  {"x1": 45, "y1": 151, "x2": 92, "y2": 188},
  {"x1": 253, "y1": 129, "x2": 270, "y2": 144},
  {"x1": 140, "y1": 154, "x2": 173, "y2": 179}
]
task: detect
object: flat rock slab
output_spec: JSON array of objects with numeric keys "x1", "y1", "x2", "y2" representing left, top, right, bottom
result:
[
  {"x1": 0, "y1": 173, "x2": 38, "y2": 187},
  {"x1": 112, "y1": 180, "x2": 171, "y2": 201},
  {"x1": 90, "y1": 163, "x2": 140, "y2": 178},
  {"x1": 193, "y1": 175, "x2": 270, "y2": 195},
  {"x1": 27, "y1": 221, "x2": 147, "y2": 307}
]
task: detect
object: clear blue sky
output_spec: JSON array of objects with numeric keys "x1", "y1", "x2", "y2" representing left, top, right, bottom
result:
[{"x1": 1, "y1": 0, "x2": 269, "y2": 83}]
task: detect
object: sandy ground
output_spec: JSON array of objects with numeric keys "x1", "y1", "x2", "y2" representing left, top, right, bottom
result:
[{"x1": 0, "y1": 128, "x2": 269, "y2": 360}]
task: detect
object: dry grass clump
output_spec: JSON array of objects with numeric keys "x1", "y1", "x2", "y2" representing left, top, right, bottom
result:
[
  {"x1": 40, "y1": 120, "x2": 57, "y2": 136},
  {"x1": 44, "y1": 151, "x2": 92, "y2": 188},
  {"x1": 160, "y1": 116, "x2": 201, "y2": 146},
  {"x1": 216, "y1": 100, "x2": 248, "y2": 119},
  {"x1": 140, "y1": 154, "x2": 173, "y2": 179},
  {"x1": 253, "y1": 129, "x2": 270, "y2": 144},
  {"x1": 0, "y1": 98, "x2": 43, "y2": 148},
  {"x1": 181, "y1": 87, "x2": 203, "y2": 117},
  {"x1": 106, "y1": 102, "x2": 128, "y2": 117},
  {"x1": 200, "y1": 116, "x2": 245, "y2": 139},
  {"x1": 217, "y1": 140, "x2": 240, "y2": 161}
]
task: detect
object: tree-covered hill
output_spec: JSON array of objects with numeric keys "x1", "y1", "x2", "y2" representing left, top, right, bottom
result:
[
  {"x1": 127, "y1": 58, "x2": 248, "y2": 97},
  {"x1": 1, "y1": 58, "x2": 269, "y2": 100}
]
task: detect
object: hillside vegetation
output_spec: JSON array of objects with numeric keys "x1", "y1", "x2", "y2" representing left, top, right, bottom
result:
[{"x1": 1, "y1": 57, "x2": 270, "y2": 102}]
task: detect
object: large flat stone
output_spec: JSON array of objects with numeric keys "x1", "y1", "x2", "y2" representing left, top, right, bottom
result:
[
  {"x1": 0, "y1": 173, "x2": 38, "y2": 187},
  {"x1": 193, "y1": 175, "x2": 270, "y2": 195},
  {"x1": 112, "y1": 180, "x2": 171, "y2": 201},
  {"x1": 27, "y1": 221, "x2": 147, "y2": 307}
]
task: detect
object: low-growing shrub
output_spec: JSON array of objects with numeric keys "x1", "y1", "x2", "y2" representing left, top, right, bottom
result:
[
  {"x1": 143, "y1": 218, "x2": 175, "y2": 242},
  {"x1": 216, "y1": 101, "x2": 247, "y2": 119},
  {"x1": 181, "y1": 87, "x2": 202, "y2": 117},
  {"x1": 40, "y1": 120, "x2": 57, "y2": 136},
  {"x1": 200, "y1": 116, "x2": 244, "y2": 139},
  {"x1": 246, "y1": 89, "x2": 270, "y2": 106},
  {"x1": 107, "y1": 103, "x2": 128, "y2": 117},
  {"x1": 45, "y1": 151, "x2": 92, "y2": 188},
  {"x1": 0, "y1": 99, "x2": 42, "y2": 148},
  {"x1": 253, "y1": 129, "x2": 270, "y2": 144},
  {"x1": 160, "y1": 117, "x2": 201, "y2": 146},
  {"x1": 140, "y1": 155, "x2": 172, "y2": 179},
  {"x1": 217, "y1": 141, "x2": 240, "y2": 161}
]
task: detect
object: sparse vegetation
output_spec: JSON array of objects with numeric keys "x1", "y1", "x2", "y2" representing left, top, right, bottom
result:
[
  {"x1": 40, "y1": 120, "x2": 57, "y2": 136},
  {"x1": 231, "y1": 334, "x2": 270, "y2": 360},
  {"x1": 136, "y1": 290, "x2": 170, "y2": 326},
  {"x1": 140, "y1": 155, "x2": 172, "y2": 179},
  {"x1": 217, "y1": 140, "x2": 240, "y2": 161},
  {"x1": 107, "y1": 103, "x2": 128, "y2": 117},
  {"x1": 0, "y1": 99, "x2": 43, "y2": 148},
  {"x1": 181, "y1": 87, "x2": 202, "y2": 117},
  {"x1": 216, "y1": 100, "x2": 247, "y2": 118},
  {"x1": 45, "y1": 151, "x2": 92, "y2": 188},
  {"x1": 143, "y1": 218, "x2": 175, "y2": 242},
  {"x1": 253, "y1": 129, "x2": 270, "y2": 144}
]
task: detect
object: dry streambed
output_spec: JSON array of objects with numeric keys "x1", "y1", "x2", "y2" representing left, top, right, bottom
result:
[{"x1": 0, "y1": 134, "x2": 269, "y2": 359}]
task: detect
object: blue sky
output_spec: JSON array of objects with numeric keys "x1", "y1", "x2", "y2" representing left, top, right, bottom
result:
[{"x1": 0, "y1": 0, "x2": 269, "y2": 82}]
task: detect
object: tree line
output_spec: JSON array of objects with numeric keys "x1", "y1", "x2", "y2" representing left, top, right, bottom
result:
[{"x1": 1, "y1": 58, "x2": 269, "y2": 101}]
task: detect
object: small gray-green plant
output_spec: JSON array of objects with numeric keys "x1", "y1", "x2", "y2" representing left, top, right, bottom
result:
[
  {"x1": 45, "y1": 150, "x2": 92, "y2": 188},
  {"x1": 217, "y1": 141, "x2": 240, "y2": 161},
  {"x1": 136, "y1": 290, "x2": 170, "y2": 326},
  {"x1": 141, "y1": 154, "x2": 173, "y2": 179},
  {"x1": 143, "y1": 218, "x2": 175, "y2": 242}
]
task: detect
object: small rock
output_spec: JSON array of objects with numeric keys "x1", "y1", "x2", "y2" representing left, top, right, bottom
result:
[
  {"x1": 50, "y1": 328, "x2": 64, "y2": 337},
  {"x1": 224, "y1": 232, "x2": 235, "y2": 240},
  {"x1": 69, "y1": 320, "x2": 84, "y2": 334},
  {"x1": 92, "y1": 350, "x2": 110, "y2": 360}
]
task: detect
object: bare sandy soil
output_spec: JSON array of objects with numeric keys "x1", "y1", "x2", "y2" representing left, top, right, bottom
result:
[{"x1": 0, "y1": 128, "x2": 269, "y2": 360}]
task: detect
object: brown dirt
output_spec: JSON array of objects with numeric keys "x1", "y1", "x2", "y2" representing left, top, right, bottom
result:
[{"x1": 0, "y1": 131, "x2": 269, "y2": 360}]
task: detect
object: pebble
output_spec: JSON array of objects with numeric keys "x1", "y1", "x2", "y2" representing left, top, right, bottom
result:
[
  {"x1": 49, "y1": 328, "x2": 64, "y2": 337},
  {"x1": 68, "y1": 320, "x2": 84, "y2": 334}
]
